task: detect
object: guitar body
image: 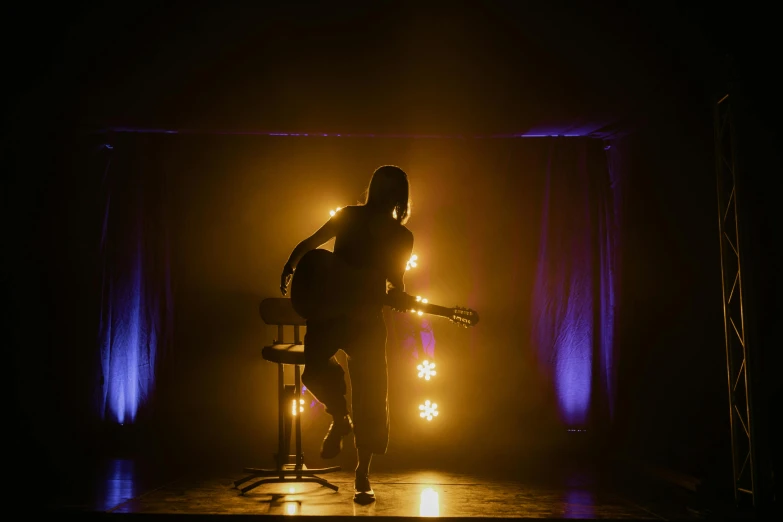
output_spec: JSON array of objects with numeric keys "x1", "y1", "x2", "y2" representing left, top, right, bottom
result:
[
  {"x1": 290, "y1": 248, "x2": 479, "y2": 327},
  {"x1": 290, "y1": 249, "x2": 385, "y2": 321}
]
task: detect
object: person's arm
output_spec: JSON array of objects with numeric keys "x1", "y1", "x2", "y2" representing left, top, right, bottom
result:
[{"x1": 279, "y1": 217, "x2": 338, "y2": 295}]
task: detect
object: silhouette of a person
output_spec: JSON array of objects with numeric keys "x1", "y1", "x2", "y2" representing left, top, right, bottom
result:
[{"x1": 280, "y1": 165, "x2": 414, "y2": 501}]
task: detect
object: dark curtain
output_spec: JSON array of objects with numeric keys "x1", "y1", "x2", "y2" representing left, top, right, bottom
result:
[
  {"x1": 530, "y1": 138, "x2": 620, "y2": 431},
  {"x1": 95, "y1": 135, "x2": 173, "y2": 428}
]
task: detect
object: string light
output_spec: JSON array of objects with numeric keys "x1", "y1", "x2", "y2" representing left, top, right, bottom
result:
[
  {"x1": 406, "y1": 254, "x2": 418, "y2": 270},
  {"x1": 291, "y1": 398, "x2": 304, "y2": 415},
  {"x1": 329, "y1": 207, "x2": 342, "y2": 217},
  {"x1": 408, "y1": 295, "x2": 428, "y2": 316}
]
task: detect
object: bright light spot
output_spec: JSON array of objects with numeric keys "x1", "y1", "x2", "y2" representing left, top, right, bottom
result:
[
  {"x1": 419, "y1": 400, "x2": 439, "y2": 421},
  {"x1": 417, "y1": 360, "x2": 436, "y2": 380},
  {"x1": 329, "y1": 207, "x2": 342, "y2": 217},
  {"x1": 284, "y1": 502, "x2": 298, "y2": 515},
  {"x1": 417, "y1": 311, "x2": 423, "y2": 316},
  {"x1": 406, "y1": 254, "x2": 419, "y2": 271},
  {"x1": 289, "y1": 487, "x2": 295, "y2": 493},
  {"x1": 291, "y1": 398, "x2": 305, "y2": 415},
  {"x1": 420, "y1": 487, "x2": 440, "y2": 517}
]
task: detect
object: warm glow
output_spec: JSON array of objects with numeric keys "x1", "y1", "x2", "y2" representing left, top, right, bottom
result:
[
  {"x1": 291, "y1": 398, "x2": 304, "y2": 415},
  {"x1": 420, "y1": 487, "x2": 440, "y2": 517},
  {"x1": 284, "y1": 502, "x2": 298, "y2": 515},
  {"x1": 329, "y1": 206, "x2": 342, "y2": 217},
  {"x1": 417, "y1": 360, "x2": 436, "y2": 380},
  {"x1": 406, "y1": 254, "x2": 418, "y2": 270},
  {"x1": 419, "y1": 400, "x2": 439, "y2": 421}
]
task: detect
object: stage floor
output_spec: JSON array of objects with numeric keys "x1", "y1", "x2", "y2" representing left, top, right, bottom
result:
[{"x1": 44, "y1": 457, "x2": 704, "y2": 520}]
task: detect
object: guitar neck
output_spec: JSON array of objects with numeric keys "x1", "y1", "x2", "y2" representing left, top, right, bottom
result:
[
  {"x1": 382, "y1": 293, "x2": 452, "y2": 319},
  {"x1": 382, "y1": 291, "x2": 479, "y2": 327},
  {"x1": 407, "y1": 301, "x2": 454, "y2": 320}
]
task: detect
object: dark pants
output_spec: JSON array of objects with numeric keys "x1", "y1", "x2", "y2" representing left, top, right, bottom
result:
[{"x1": 302, "y1": 312, "x2": 389, "y2": 455}]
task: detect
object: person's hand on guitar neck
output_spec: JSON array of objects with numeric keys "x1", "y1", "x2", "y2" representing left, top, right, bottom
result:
[
  {"x1": 386, "y1": 287, "x2": 409, "y2": 312},
  {"x1": 280, "y1": 262, "x2": 294, "y2": 296}
]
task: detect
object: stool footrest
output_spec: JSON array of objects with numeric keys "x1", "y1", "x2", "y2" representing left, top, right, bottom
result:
[
  {"x1": 234, "y1": 464, "x2": 341, "y2": 494},
  {"x1": 241, "y1": 464, "x2": 341, "y2": 476}
]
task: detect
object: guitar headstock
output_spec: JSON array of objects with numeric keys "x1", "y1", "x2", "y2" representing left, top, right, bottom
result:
[{"x1": 449, "y1": 306, "x2": 479, "y2": 327}]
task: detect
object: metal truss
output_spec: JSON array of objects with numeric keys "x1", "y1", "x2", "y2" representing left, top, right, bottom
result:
[{"x1": 713, "y1": 91, "x2": 757, "y2": 507}]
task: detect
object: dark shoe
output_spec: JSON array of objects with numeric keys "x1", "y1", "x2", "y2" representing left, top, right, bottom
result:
[
  {"x1": 353, "y1": 472, "x2": 375, "y2": 504},
  {"x1": 320, "y1": 415, "x2": 352, "y2": 459}
]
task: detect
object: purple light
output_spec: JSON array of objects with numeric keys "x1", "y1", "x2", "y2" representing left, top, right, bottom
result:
[
  {"x1": 419, "y1": 319, "x2": 436, "y2": 358},
  {"x1": 101, "y1": 240, "x2": 144, "y2": 424},
  {"x1": 101, "y1": 128, "x2": 600, "y2": 139}
]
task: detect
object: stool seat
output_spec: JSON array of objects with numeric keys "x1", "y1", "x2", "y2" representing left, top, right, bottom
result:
[{"x1": 262, "y1": 343, "x2": 305, "y2": 366}]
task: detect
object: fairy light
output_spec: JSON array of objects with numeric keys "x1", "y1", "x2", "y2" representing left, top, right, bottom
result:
[
  {"x1": 291, "y1": 398, "x2": 304, "y2": 415},
  {"x1": 329, "y1": 206, "x2": 342, "y2": 217},
  {"x1": 406, "y1": 254, "x2": 418, "y2": 270}
]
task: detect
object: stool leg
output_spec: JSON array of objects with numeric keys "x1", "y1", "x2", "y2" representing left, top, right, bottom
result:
[
  {"x1": 283, "y1": 384, "x2": 294, "y2": 470},
  {"x1": 294, "y1": 364, "x2": 304, "y2": 473},
  {"x1": 276, "y1": 363, "x2": 285, "y2": 472}
]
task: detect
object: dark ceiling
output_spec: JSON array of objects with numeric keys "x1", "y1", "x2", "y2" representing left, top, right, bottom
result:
[{"x1": 6, "y1": 1, "x2": 776, "y2": 138}]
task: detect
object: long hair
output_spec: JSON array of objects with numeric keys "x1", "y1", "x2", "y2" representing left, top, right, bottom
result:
[{"x1": 363, "y1": 165, "x2": 411, "y2": 224}]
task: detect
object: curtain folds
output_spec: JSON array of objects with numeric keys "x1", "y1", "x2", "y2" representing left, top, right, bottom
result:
[
  {"x1": 96, "y1": 138, "x2": 173, "y2": 424},
  {"x1": 531, "y1": 138, "x2": 620, "y2": 428}
]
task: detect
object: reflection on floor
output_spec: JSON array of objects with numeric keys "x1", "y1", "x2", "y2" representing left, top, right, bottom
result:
[{"x1": 46, "y1": 457, "x2": 703, "y2": 520}]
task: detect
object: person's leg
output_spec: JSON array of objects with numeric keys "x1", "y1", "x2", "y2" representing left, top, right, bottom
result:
[
  {"x1": 302, "y1": 317, "x2": 353, "y2": 458},
  {"x1": 345, "y1": 314, "x2": 389, "y2": 498},
  {"x1": 301, "y1": 356, "x2": 348, "y2": 418}
]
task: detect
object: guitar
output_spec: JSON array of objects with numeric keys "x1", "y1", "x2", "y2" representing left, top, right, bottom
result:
[{"x1": 289, "y1": 249, "x2": 479, "y2": 327}]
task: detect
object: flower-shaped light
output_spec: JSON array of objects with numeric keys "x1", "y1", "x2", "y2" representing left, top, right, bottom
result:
[
  {"x1": 419, "y1": 400, "x2": 438, "y2": 421},
  {"x1": 417, "y1": 360, "x2": 436, "y2": 380}
]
